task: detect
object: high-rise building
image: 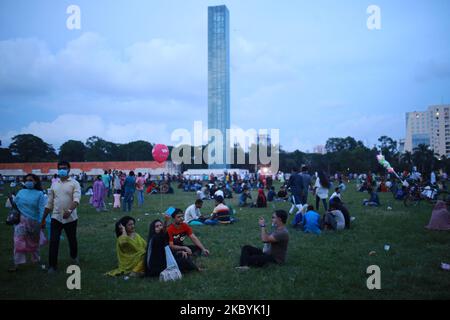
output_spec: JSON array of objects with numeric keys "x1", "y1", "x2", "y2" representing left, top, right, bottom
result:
[
  {"x1": 404, "y1": 105, "x2": 450, "y2": 157},
  {"x1": 208, "y1": 5, "x2": 230, "y2": 169},
  {"x1": 429, "y1": 104, "x2": 450, "y2": 157},
  {"x1": 405, "y1": 111, "x2": 431, "y2": 152}
]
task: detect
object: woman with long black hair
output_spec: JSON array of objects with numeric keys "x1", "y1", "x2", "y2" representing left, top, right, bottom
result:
[
  {"x1": 144, "y1": 219, "x2": 169, "y2": 277},
  {"x1": 314, "y1": 171, "x2": 330, "y2": 212}
]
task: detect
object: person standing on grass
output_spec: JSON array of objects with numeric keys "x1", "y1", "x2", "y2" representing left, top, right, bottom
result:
[
  {"x1": 314, "y1": 171, "x2": 330, "y2": 212},
  {"x1": 300, "y1": 166, "x2": 312, "y2": 205},
  {"x1": 288, "y1": 167, "x2": 304, "y2": 215},
  {"x1": 237, "y1": 210, "x2": 289, "y2": 269},
  {"x1": 102, "y1": 170, "x2": 111, "y2": 202},
  {"x1": 113, "y1": 172, "x2": 122, "y2": 194},
  {"x1": 41, "y1": 161, "x2": 81, "y2": 274},
  {"x1": 167, "y1": 208, "x2": 209, "y2": 272},
  {"x1": 92, "y1": 175, "x2": 107, "y2": 212},
  {"x1": 123, "y1": 171, "x2": 136, "y2": 212},
  {"x1": 9, "y1": 174, "x2": 47, "y2": 272},
  {"x1": 136, "y1": 172, "x2": 145, "y2": 208}
]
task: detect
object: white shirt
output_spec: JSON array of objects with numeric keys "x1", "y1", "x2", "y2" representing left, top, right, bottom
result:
[
  {"x1": 314, "y1": 178, "x2": 329, "y2": 199},
  {"x1": 45, "y1": 177, "x2": 81, "y2": 224},
  {"x1": 330, "y1": 192, "x2": 341, "y2": 202},
  {"x1": 214, "y1": 190, "x2": 224, "y2": 198},
  {"x1": 184, "y1": 204, "x2": 201, "y2": 223}
]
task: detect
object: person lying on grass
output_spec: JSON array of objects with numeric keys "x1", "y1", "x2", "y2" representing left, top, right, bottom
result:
[
  {"x1": 107, "y1": 216, "x2": 146, "y2": 277},
  {"x1": 237, "y1": 210, "x2": 289, "y2": 270},
  {"x1": 168, "y1": 209, "x2": 210, "y2": 272}
]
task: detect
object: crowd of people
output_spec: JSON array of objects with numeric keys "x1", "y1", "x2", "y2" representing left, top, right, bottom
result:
[{"x1": 4, "y1": 161, "x2": 450, "y2": 280}]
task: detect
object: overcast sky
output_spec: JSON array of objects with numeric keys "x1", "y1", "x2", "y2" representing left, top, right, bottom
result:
[{"x1": 1, "y1": 0, "x2": 449, "y2": 152}]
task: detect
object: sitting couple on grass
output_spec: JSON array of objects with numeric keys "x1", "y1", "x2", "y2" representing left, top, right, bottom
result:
[
  {"x1": 184, "y1": 197, "x2": 237, "y2": 226},
  {"x1": 107, "y1": 211, "x2": 210, "y2": 278},
  {"x1": 291, "y1": 199, "x2": 351, "y2": 235},
  {"x1": 239, "y1": 188, "x2": 268, "y2": 208},
  {"x1": 267, "y1": 186, "x2": 289, "y2": 202}
]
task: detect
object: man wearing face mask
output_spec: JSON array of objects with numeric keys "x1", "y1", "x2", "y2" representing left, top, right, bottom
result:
[{"x1": 41, "y1": 161, "x2": 81, "y2": 274}]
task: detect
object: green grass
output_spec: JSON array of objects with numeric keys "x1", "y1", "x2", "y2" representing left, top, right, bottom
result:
[{"x1": 0, "y1": 181, "x2": 449, "y2": 300}]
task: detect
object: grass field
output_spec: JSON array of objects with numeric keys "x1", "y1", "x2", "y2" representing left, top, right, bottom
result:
[{"x1": 0, "y1": 181, "x2": 449, "y2": 300}]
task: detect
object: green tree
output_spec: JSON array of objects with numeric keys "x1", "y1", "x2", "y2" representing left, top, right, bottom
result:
[
  {"x1": 117, "y1": 141, "x2": 153, "y2": 161},
  {"x1": 85, "y1": 136, "x2": 120, "y2": 161},
  {"x1": 9, "y1": 134, "x2": 57, "y2": 162},
  {"x1": 412, "y1": 144, "x2": 438, "y2": 175},
  {"x1": 325, "y1": 137, "x2": 364, "y2": 153},
  {"x1": 59, "y1": 140, "x2": 87, "y2": 162},
  {"x1": 0, "y1": 148, "x2": 14, "y2": 163}
]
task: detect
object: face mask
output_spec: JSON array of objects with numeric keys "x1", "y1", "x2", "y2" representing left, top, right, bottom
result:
[
  {"x1": 58, "y1": 169, "x2": 69, "y2": 177},
  {"x1": 24, "y1": 181, "x2": 35, "y2": 189}
]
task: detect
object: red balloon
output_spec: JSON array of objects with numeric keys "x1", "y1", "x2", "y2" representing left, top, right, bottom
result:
[{"x1": 152, "y1": 144, "x2": 169, "y2": 163}]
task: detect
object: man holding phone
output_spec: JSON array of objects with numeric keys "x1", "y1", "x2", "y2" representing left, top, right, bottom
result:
[{"x1": 41, "y1": 161, "x2": 81, "y2": 274}]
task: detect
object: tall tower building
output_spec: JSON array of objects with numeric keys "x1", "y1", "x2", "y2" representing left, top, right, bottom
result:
[{"x1": 208, "y1": 5, "x2": 230, "y2": 169}]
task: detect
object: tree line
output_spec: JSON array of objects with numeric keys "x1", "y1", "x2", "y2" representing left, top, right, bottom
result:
[{"x1": 1, "y1": 134, "x2": 449, "y2": 176}]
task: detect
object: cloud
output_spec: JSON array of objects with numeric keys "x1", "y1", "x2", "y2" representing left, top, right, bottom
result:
[
  {"x1": 0, "y1": 114, "x2": 171, "y2": 149},
  {"x1": 0, "y1": 32, "x2": 206, "y2": 100},
  {"x1": 415, "y1": 59, "x2": 450, "y2": 83}
]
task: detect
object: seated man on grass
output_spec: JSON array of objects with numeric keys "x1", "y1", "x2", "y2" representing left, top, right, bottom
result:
[
  {"x1": 184, "y1": 199, "x2": 207, "y2": 225},
  {"x1": 167, "y1": 208, "x2": 210, "y2": 273},
  {"x1": 237, "y1": 210, "x2": 289, "y2": 270},
  {"x1": 205, "y1": 196, "x2": 237, "y2": 225},
  {"x1": 239, "y1": 188, "x2": 253, "y2": 207}
]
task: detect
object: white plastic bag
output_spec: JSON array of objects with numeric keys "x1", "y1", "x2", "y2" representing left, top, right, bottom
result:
[{"x1": 159, "y1": 246, "x2": 182, "y2": 282}]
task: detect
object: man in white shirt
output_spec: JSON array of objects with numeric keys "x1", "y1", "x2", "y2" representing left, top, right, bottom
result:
[
  {"x1": 184, "y1": 199, "x2": 206, "y2": 225},
  {"x1": 329, "y1": 187, "x2": 342, "y2": 204},
  {"x1": 41, "y1": 161, "x2": 81, "y2": 273}
]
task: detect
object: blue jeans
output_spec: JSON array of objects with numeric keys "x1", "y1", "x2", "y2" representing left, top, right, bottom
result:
[
  {"x1": 123, "y1": 193, "x2": 134, "y2": 212},
  {"x1": 137, "y1": 190, "x2": 144, "y2": 207},
  {"x1": 292, "y1": 212, "x2": 303, "y2": 227},
  {"x1": 315, "y1": 196, "x2": 328, "y2": 211}
]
